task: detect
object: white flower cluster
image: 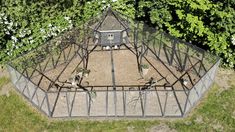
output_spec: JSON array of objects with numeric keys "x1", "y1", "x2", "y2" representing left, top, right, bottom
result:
[
  {"x1": 29, "y1": 36, "x2": 34, "y2": 44},
  {"x1": 0, "y1": 13, "x2": 18, "y2": 35},
  {"x1": 7, "y1": 49, "x2": 13, "y2": 56},
  {"x1": 64, "y1": 16, "x2": 73, "y2": 29},
  {"x1": 2, "y1": 14, "x2": 74, "y2": 57},
  {"x1": 41, "y1": 25, "x2": 61, "y2": 39},
  {"x1": 231, "y1": 34, "x2": 235, "y2": 46},
  {"x1": 19, "y1": 29, "x2": 31, "y2": 38},
  {"x1": 41, "y1": 17, "x2": 73, "y2": 40},
  {"x1": 11, "y1": 36, "x2": 18, "y2": 43},
  {"x1": 0, "y1": 13, "x2": 7, "y2": 24},
  {"x1": 0, "y1": 13, "x2": 34, "y2": 56},
  {"x1": 64, "y1": 17, "x2": 70, "y2": 21}
]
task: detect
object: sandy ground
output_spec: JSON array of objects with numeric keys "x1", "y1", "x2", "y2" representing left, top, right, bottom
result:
[
  {"x1": 28, "y1": 47, "x2": 202, "y2": 91},
  {"x1": 1, "y1": 59, "x2": 234, "y2": 118},
  {"x1": 1, "y1": 43, "x2": 229, "y2": 120}
]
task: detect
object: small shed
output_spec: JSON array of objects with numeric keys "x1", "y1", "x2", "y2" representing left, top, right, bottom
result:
[{"x1": 90, "y1": 7, "x2": 129, "y2": 46}]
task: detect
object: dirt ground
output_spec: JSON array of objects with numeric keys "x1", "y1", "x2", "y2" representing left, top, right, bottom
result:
[
  {"x1": 83, "y1": 49, "x2": 151, "y2": 86},
  {"x1": 1, "y1": 53, "x2": 234, "y2": 121},
  {"x1": 26, "y1": 44, "x2": 203, "y2": 91}
]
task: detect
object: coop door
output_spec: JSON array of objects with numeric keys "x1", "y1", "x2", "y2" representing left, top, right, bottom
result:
[
  {"x1": 100, "y1": 31, "x2": 122, "y2": 46},
  {"x1": 107, "y1": 33, "x2": 114, "y2": 41}
]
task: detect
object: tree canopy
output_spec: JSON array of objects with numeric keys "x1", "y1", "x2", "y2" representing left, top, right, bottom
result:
[{"x1": 0, "y1": 0, "x2": 234, "y2": 67}]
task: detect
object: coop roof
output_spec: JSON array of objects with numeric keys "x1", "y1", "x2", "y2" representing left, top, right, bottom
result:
[{"x1": 90, "y1": 7, "x2": 129, "y2": 31}]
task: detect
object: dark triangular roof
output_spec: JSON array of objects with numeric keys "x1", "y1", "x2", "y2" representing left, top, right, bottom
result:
[{"x1": 91, "y1": 7, "x2": 129, "y2": 31}]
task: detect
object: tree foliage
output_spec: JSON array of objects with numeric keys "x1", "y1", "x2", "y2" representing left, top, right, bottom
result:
[
  {"x1": 0, "y1": 0, "x2": 234, "y2": 68},
  {"x1": 138, "y1": 0, "x2": 235, "y2": 68},
  {"x1": 0, "y1": 0, "x2": 76, "y2": 63}
]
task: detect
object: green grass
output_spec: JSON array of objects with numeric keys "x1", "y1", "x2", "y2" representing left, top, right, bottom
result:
[
  {"x1": 0, "y1": 77, "x2": 9, "y2": 90},
  {"x1": 169, "y1": 84, "x2": 235, "y2": 131},
  {"x1": 0, "y1": 76, "x2": 159, "y2": 131},
  {"x1": 0, "y1": 75, "x2": 235, "y2": 131},
  {"x1": 0, "y1": 90, "x2": 159, "y2": 131}
]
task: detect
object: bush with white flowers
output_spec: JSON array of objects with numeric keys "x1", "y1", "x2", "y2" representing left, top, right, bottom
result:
[
  {"x1": 0, "y1": 0, "x2": 234, "y2": 69},
  {"x1": 0, "y1": 11, "x2": 74, "y2": 63},
  {"x1": 231, "y1": 34, "x2": 235, "y2": 46}
]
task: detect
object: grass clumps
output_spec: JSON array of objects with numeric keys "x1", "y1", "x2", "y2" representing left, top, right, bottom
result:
[{"x1": 0, "y1": 77, "x2": 9, "y2": 90}]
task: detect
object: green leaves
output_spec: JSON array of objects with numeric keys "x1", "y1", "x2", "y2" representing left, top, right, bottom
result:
[
  {"x1": 0, "y1": 0, "x2": 234, "y2": 68},
  {"x1": 0, "y1": 0, "x2": 78, "y2": 64},
  {"x1": 176, "y1": 10, "x2": 184, "y2": 19},
  {"x1": 139, "y1": 0, "x2": 235, "y2": 68}
]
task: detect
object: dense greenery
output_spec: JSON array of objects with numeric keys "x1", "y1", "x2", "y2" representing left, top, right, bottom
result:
[
  {"x1": 0, "y1": 0, "x2": 234, "y2": 67},
  {"x1": 0, "y1": 0, "x2": 108, "y2": 63},
  {"x1": 137, "y1": 0, "x2": 235, "y2": 67}
]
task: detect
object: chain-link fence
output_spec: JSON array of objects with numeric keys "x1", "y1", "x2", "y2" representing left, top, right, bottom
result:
[{"x1": 7, "y1": 9, "x2": 220, "y2": 118}]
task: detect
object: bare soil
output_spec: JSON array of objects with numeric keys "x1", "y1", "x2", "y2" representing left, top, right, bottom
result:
[{"x1": 26, "y1": 44, "x2": 201, "y2": 91}]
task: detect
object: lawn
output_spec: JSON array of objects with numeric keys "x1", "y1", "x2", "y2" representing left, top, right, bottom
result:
[{"x1": 0, "y1": 68, "x2": 235, "y2": 132}]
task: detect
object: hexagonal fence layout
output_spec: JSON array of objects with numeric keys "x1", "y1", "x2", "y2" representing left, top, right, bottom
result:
[{"x1": 7, "y1": 8, "x2": 220, "y2": 118}]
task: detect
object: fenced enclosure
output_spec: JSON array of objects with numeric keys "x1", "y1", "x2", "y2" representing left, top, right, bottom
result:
[{"x1": 7, "y1": 8, "x2": 220, "y2": 118}]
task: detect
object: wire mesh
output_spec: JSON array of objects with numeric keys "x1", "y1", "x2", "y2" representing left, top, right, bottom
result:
[{"x1": 7, "y1": 8, "x2": 220, "y2": 118}]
